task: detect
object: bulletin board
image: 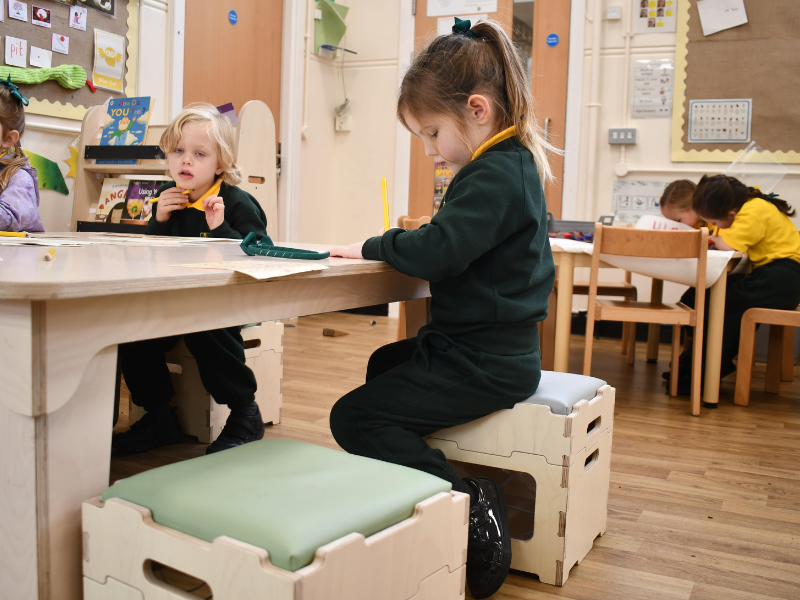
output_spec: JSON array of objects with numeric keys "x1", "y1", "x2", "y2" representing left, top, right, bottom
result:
[
  {"x1": 2, "y1": 0, "x2": 138, "y2": 121},
  {"x1": 671, "y1": 0, "x2": 800, "y2": 163}
]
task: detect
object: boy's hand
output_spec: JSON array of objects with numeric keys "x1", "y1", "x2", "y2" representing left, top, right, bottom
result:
[
  {"x1": 155, "y1": 187, "x2": 189, "y2": 222},
  {"x1": 329, "y1": 240, "x2": 365, "y2": 259},
  {"x1": 204, "y1": 195, "x2": 225, "y2": 230}
]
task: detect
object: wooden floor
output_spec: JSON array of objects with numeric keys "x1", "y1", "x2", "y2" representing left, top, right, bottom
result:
[{"x1": 112, "y1": 313, "x2": 800, "y2": 600}]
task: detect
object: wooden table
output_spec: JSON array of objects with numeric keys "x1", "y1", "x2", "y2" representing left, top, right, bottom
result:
[
  {"x1": 0, "y1": 236, "x2": 429, "y2": 600},
  {"x1": 546, "y1": 245, "x2": 739, "y2": 407}
]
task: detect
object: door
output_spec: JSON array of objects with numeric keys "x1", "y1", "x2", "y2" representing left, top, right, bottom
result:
[{"x1": 183, "y1": 0, "x2": 282, "y2": 142}]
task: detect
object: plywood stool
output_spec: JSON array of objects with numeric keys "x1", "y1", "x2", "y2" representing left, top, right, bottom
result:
[
  {"x1": 129, "y1": 321, "x2": 283, "y2": 442},
  {"x1": 83, "y1": 439, "x2": 468, "y2": 600},
  {"x1": 426, "y1": 371, "x2": 614, "y2": 586}
]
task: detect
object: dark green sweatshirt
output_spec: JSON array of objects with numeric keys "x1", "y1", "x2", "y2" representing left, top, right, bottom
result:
[
  {"x1": 146, "y1": 181, "x2": 267, "y2": 239},
  {"x1": 362, "y1": 137, "x2": 555, "y2": 356}
]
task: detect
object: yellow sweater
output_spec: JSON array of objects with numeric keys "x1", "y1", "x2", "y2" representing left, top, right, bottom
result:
[{"x1": 720, "y1": 198, "x2": 800, "y2": 267}]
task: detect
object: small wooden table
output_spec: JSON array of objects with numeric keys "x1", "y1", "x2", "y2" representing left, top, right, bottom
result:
[{"x1": 0, "y1": 236, "x2": 429, "y2": 600}]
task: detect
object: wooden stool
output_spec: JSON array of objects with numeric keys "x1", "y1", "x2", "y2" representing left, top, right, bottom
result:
[
  {"x1": 426, "y1": 371, "x2": 614, "y2": 586},
  {"x1": 128, "y1": 321, "x2": 283, "y2": 442},
  {"x1": 83, "y1": 439, "x2": 468, "y2": 600}
]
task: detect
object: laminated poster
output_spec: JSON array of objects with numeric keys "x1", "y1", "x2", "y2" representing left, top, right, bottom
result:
[
  {"x1": 634, "y1": 0, "x2": 677, "y2": 33},
  {"x1": 93, "y1": 29, "x2": 124, "y2": 92},
  {"x1": 632, "y1": 59, "x2": 674, "y2": 119},
  {"x1": 612, "y1": 180, "x2": 669, "y2": 223},
  {"x1": 427, "y1": 0, "x2": 497, "y2": 17}
]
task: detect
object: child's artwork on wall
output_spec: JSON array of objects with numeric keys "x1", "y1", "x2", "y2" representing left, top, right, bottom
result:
[
  {"x1": 8, "y1": 0, "x2": 27, "y2": 21},
  {"x1": 634, "y1": 0, "x2": 677, "y2": 33},
  {"x1": 31, "y1": 5, "x2": 51, "y2": 27},
  {"x1": 51, "y1": 33, "x2": 69, "y2": 54},
  {"x1": 93, "y1": 29, "x2": 124, "y2": 91},
  {"x1": 78, "y1": 0, "x2": 114, "y2": 18},
  {"x1": 30, "y1": 46, "x2": 53, "y2": 68},
  {"x1": 69, "y1": 5, "x2": 88, "y2": 30},
  {"x1": 5, "y1": 36, "x2": 27, "y2": 68},
  {"x1": 97, "y1": 96, "x2": 152, "y2": 164}
]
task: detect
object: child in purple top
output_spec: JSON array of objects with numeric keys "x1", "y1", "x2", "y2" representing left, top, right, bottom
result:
[{"x1": 0, "y1": 77, "x2": 44, "y2": 233}]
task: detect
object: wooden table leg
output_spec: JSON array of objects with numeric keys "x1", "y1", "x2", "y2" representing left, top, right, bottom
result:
[
  {"x1": 647, "y1": 279, "x2": 664, "y2": 362},
  {"x1": 541, "y1": 291, "x2": 557, "y2": 371},
  {"x1": 766, "y1": 325, "x2": 784, "y2": 394},
  {"x1": 554, "y1": 253, "x2": 575, "y2": 373},
  {"x1": 782, "y1": 326, "x2": 795, "y2": 382},
  {"x1": 703, "y1": 269, "x2": 728, "y2": 405},
  {"x1": 404, "y1": 298, "x2": 429, "y2": 339}
]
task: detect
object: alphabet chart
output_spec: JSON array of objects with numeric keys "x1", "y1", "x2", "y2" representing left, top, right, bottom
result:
[{"x1": 688, "y1": 99, "x2": 751, "y2": 143}]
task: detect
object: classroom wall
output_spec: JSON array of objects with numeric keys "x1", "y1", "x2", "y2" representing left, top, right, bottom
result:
[
  {"x1": 569, "y1": 0, "x2": 800, "y2": 305},
  {"x1": 298, "y1": 0, "x2": 401, "y2": 245}
]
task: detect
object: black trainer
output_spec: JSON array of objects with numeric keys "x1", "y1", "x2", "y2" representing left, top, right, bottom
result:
[
  {"x1": 112, "y1": 406, "x2": 183, "y2": 454},
  {"x1": 464, "y1": 476, "x2": 512, "y2": 599},
  {"x1": 205, "y1": 401, "x2": 265, "y2": 454}
]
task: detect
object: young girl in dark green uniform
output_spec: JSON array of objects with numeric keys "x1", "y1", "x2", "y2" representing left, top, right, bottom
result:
[{"x1": 328, "y1": 19, "x2": 555, "y2": 599}]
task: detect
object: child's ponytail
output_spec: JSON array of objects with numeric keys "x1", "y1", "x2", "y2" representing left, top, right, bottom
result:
[
  {"x1": 694, "y1": 174, "x2": 795, "y2": 219},
  {"x1": 0, "y1": 83, "x2": 28, "y2": 192},
  {"x1": 0, "y1": 143, "x2": 27, "y2": 192},
  {"x1": 397, "y1": 19, "x2": 555, "y2": 182}
]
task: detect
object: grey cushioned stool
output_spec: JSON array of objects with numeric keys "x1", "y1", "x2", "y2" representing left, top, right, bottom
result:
[{"x1": 427, "y1": 371, "x2": 615, "y2": 587}]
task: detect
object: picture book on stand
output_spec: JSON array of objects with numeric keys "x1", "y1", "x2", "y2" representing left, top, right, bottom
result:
[{"x1": 97, "y1": 97, "x2": 154, "y2": 165}]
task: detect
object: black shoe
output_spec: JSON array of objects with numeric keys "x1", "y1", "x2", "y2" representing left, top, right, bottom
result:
[
  {"x1": 205, "y1": 402, "x2": 265, "y2": 454},
  {"x1": 663, "y1": 350, "x2": 694, "y2": 381},
  {"x1": 112, "y1": 406, "x2": 183, "y2": 454},
  {"x1": 464, "y1": 476, "x2": 512, "y2": 599}
]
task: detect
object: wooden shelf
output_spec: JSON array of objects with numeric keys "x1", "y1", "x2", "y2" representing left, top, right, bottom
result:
[{"x1": 82, "y1": 163, "x2": 168, "y2": 175}]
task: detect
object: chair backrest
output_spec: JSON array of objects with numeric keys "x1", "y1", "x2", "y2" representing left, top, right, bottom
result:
[{"x1": 397, "y1": 215, "x2": 432, "y2": 230}]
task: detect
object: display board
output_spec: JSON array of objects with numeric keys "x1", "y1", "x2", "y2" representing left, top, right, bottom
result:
[
  {"x1": 1, "y1": 0, "x2": 138, "y2": 120},
  {"x1": 671, "y1": 0, "x2": 800, "y2": 163}
]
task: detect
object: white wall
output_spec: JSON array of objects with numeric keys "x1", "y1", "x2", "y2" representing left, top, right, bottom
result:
[{"x1": 298, "y1": 0, "x2": 402, "y2": 245}]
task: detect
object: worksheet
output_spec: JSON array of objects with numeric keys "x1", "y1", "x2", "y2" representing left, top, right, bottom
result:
[{"x1": 173, "y1": 261, "x2": 328, "y2": 280}]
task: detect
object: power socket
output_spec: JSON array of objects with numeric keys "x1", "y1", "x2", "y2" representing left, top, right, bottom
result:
[
  {"x1": 606, "y1": 6, "x2": 622, "y2": 20},
  {"x1": 608, "y1": 128, "x2": 637, "y2": 145},
  {"x1": 335, "y1": 115, "x2": 353, "y2": 132}
]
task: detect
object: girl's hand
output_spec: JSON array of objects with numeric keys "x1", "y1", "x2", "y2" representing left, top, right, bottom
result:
[
  {"x1": 204, "y1": 195, "x2": 225, "y2": 230},
  {"x1": 710, "y1": 235, "x2": 734, "y2": 251},
  {"x1": 329, "y1": 240, "x2": 365, "y2": 259},
  {"x1": 155, "y1": 187, "x2": 189, "y2": 222}
]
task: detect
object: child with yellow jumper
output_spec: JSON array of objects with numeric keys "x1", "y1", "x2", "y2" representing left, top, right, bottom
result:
[
  {"x1": 674, "y1": 174, "x2": 800, "y2": 394},
  {"x1": 327, "y1": 18, "x2": 555, "y2": 599},
  {"x1": 113, "y1": 104, "x2": 268, "y2": 455}
]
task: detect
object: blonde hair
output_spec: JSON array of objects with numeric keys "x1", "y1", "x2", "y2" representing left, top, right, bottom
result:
[
  {"x1": 398, "y1": 20, "x2": 555, "y2": 181},
  {"x1": 160, "y1": 103, "x2": 241, "y2": 185},
  {"x1": 660, "y1": 179, "x2": 696, "y2": 212},
  {"x1": 0, "y1": 86, "x2": 27, "y2": 192}
]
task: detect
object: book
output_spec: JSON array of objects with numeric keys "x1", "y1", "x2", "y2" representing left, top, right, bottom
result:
[
  {"x1": 124, "y1": 180, "x2": 162, "y2": 221},
  {"x1": 97, "y1": 97, "x2": 154, "y2": 165},
  {"x1": 95, "y1": 178, "x2": 129, "y2": 222}
]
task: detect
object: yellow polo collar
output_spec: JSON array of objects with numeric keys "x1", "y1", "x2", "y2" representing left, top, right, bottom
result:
[
  {"x1": 471, "y1": 126, "x2": 516, "y2": 161},
  {"x1": 151, "y1": 178, "x2": 223, "y2": 211}
]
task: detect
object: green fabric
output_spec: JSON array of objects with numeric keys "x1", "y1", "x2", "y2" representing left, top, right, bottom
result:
[
  {"x1": 362, "y1": 137, "x2": 555, "y2": 355},
  {"x1": 315, "y1": 0, "x2": 349, "y2": 55},
  {"x1": 146, "y1": 181, "x2": 267, "y2": 240},
  {"x1": 102, "y1": 438, "x2": 451, "y2": 572},
  {"x1": 240, "y1": 232, "x2": 330, "y2": 260},
  {"x1": 0, "y1": 65, "x2": 87, "y2": 90}
]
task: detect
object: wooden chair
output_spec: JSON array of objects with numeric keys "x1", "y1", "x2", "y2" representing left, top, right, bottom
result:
[
  {"x1": 583, "y1": 224, "x2": 708, "y2": 415},
  {"x1": 396, "y1": 215, "x2": 432, "y2": 341},
  {"x1": 734, "y1": 307, "x2": 799, "y2": 406}
]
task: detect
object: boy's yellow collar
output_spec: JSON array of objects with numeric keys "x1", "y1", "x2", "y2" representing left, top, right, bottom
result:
[
  {"x1": 471, "y1": 126, "x2": 516, "y2": 161},
  {"x1": 152, "y1": 178, "x2": 223, "y2": 211}
]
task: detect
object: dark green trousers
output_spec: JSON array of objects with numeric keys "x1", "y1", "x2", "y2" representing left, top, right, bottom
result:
[
  {"x1": 119, "y1": 326, "x2": 257, "y2": 411},
  {"x1": 329, "y1": 329, "x2": 541, "y2": 484}
]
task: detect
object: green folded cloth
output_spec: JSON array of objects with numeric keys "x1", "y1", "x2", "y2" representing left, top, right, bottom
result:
[
  {"x1": 241, "y1": 231, "x2": 330, "y2": 260},
  {"x1": 0, "y1": 65, "x2": 87, "y2": 90}
]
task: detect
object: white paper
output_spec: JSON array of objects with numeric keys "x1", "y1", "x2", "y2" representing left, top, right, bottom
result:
[
  {"x1": 635, "y1": 215, "x2": 694, "y2": 231},
  {"x1": 688, "y1": 99, "x2": 751, "y2": 143},
  {"x1": 696, "y1": 0, "x2": 747, "y2": 36},
  {"x1": 427, "y1": 0, "x2": 496, "y2": 18},
  {"x1": 634, "y1": 0, "x2": 677, "y2": 34},
  {"x1": 69, "y1": 5, "x2": 87, "y2": 30},
  {"x1": 174, "y1": 261, "x2": 328, "y2": 280},
  {"x1": 8, "y1": 0, "x2": 26, "y2": 21},
  {"x1": 29, "y1": 46, "x2": 52, "y2": 68},
  {"x1": 612, "y1": 180, "x2": 669, "y2": 223},
  {"x1": 4, "y1": 36, "x2": 27, "y2": 68},
  {"x1": 436, "y1": 13, "x2": 487, "y2": 36},
  {"x1": 632, "y1": 59, "x2": 674, "y2": 119},
  {"x1": 0, "y1": 0, "x2": 4, "y2": 22},
  {"x1": 52, "y1": 33, "x2": 69, "y2": 55},
  {"x1": 31, "y1": 5, "x2": 50, "y2": 28}
]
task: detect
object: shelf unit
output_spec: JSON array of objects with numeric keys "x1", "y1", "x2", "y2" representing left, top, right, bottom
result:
[{"x1": 71, "y1": 101, "x2": 279, "y2": 234}]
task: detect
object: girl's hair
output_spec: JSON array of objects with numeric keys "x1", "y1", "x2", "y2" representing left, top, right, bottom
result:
[
  {"x1": 660, "y1": 179, "x2": 696, "y2": 212},
  {"x1": 397, "y1": 20, "x2": 555, "y2": 181},
  {"x1": 160, "y1": 103, "x2": 241, "y2": 185},
  {"x1": 693, "y1": 174, "x2": 795, "y2": 219},
  {"x1": 0, "y1": 85, "x2": 28, "y2": 192}
]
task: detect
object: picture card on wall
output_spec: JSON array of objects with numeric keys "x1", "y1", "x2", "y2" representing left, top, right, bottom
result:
[
  {"x1": 69, "y1": 5, "x2": 87, "y2": 30},
  {"x1": 30, "y1": 46, "x2": 52, "y2": 68},
  {"x1": 78, "y1": 0, "x2": 114, "y2": 18},
  {"x1": 31, "y1": 5, "x2": 51, "y2": 27},
  {"x1": 5, "y1": 36, "x2": 27, "y2": 68},
  {"x1": 93, "y1": 29, "x2": 125, "y2": 92},
  {"x1": 52, "y1": 33, "x2": 69, "y2": 55},
  {"x1": 0, "y1": 0, "x2": 4, "y2": 22},
  {"x1": 8, "y1": 0, "x2": 27, "y2": 21}
]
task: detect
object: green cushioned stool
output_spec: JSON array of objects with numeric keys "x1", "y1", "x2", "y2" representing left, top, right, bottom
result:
[{"x1": 83, "y1": 439, "x2": 469, "y2": 600}]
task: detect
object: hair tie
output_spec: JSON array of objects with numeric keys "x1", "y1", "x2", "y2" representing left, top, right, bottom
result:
[
  {"x1": 0, "y1": 75, "x2": 29, "y2": 106},
  {"x1": 766, "y1": 192, "x2": 779, "y2": 200},
  {"x1": 452, "y1": 17, "x2": 477, "y2": 38}
]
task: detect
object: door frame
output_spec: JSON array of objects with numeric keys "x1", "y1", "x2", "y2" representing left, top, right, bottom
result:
[{"x1": 561, "y1": 0, "x2": 586, "y2": 220}]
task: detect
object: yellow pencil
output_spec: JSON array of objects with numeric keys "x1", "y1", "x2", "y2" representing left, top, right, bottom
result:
[
  {"x1": 44, "y1": 248, "x2": 56, "y2": 261},
  {"x1": 0, "y1": 231, "x2": 27, "y2": 237},
  {"x1": 381, "y1": 178, "x2": 390, "y2": 232}
]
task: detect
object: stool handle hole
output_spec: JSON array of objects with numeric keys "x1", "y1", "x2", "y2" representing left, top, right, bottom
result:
[
  {"x1": 587, "y1": 416, "x2": 601, "y2": 437},
  {"x1": 145, "y1": 560, "x2": 212, "y2": 598},
  {"x1": 584, "y1": 449, "x2": 599, "y2": 471},
  {"x1": 244, "y1": 338, "x2": 262, "y2": 350}
]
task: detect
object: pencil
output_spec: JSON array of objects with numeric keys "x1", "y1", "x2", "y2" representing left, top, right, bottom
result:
[
  {"x1": 0, "y1": 231, "x2": 27, "y2": 237},
  {"x1": 44, "y1": 248, "x2": 56, "y2": 261},
  {"x1": 381, "y1": 178, "x2": 390, "y2": 232}
]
